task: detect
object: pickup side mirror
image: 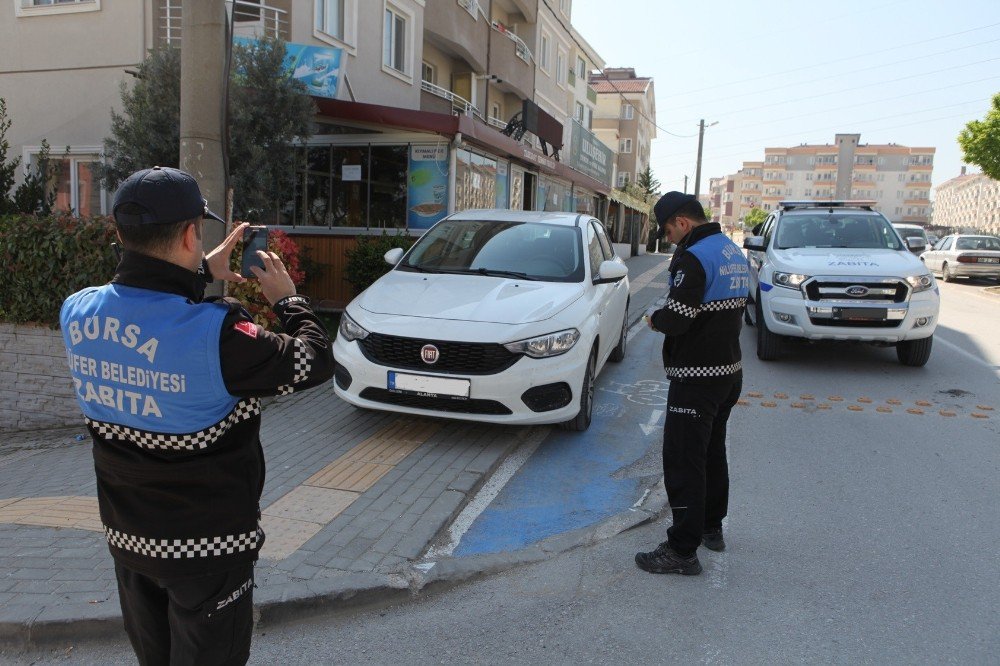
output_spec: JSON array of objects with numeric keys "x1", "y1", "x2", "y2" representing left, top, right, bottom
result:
[
  {"x1": 384, "y1": 247, "x2": 405, "y2": 265},
  {"x1": 593, "y1": 260, "x2": 628, "y2": 285},
  {"x1": 743, "y1": 236, "x2": 766, "y2": 252},
  {"x1": 751, "y1": 223, "x2": 764, "y2": 236}
]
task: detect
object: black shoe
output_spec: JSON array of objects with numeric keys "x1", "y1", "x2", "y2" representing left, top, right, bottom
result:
[
  {"x1": 635, "y1": 542, "x2": 702, "y2": 575},
  {"x1": 702, "y1": 528, "x2": 725, "y2": 552}
]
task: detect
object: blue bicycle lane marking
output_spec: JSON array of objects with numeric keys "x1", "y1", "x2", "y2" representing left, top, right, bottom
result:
[{"x1": 453, "y1": 329, "x2": 669, "y2": 557}]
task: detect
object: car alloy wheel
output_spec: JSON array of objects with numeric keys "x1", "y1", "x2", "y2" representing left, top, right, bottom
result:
[{"x1": 561, "y1": 347, "x2": 596, "y2": 431}]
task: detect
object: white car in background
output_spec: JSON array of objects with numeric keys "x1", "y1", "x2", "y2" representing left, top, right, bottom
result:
[{"x1": 332, "y1": 210, "x2": 630, "y2": 431}]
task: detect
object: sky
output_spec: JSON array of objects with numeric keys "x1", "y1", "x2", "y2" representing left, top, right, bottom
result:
[{"x1": 571, "y1": 0, "x2": 1000, "y2": 196}]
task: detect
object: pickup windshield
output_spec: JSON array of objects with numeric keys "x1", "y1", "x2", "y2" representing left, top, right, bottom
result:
[{"x1": 775, "y1": 212, "x2": 904, "y2": 250}]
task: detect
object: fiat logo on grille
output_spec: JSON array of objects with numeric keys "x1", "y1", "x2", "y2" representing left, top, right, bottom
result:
[
  {"x1": 420, "y1": 344, "x2": 440, "y2": 364},
  {"x1": 846, "y1": 285, "x2": 869, "y2": 297}
]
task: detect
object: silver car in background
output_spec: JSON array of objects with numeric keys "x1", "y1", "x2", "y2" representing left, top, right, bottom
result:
[{"x1": 920, "y1": 234, "x2": 1000, "y2": 282}]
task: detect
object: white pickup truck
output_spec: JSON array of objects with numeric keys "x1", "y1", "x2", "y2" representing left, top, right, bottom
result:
[{"x1": 743, "y1": 201, "x2": 939, "y2": 367}]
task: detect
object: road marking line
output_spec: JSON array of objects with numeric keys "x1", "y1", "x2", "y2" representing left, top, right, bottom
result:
[
  {"x1": 934, "y1": 335, "x2": 1000, "y2": 378},
  {"x1": 423, "y1": 427, "x2": 548, "y2": 560}
]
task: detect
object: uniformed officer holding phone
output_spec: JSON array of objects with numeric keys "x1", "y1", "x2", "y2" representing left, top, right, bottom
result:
[{"x1": 60, "y1": 166, "x2": 335, "y2": 665}]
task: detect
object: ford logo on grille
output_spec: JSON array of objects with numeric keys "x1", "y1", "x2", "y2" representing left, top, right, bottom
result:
[
  {"x1": 420, "y1": 344, "x2": 440, "y2": 364},
  {"x1": 846, "y1": 285, "x2": 869, "y2": 297}
]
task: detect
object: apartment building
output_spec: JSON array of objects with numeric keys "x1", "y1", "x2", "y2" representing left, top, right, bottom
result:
[
  {"x1": 932, "y1": 167, "x2": 1000, "y2": 236},
  {"x1": 2, "y1": 0, "x2": 646, "y2": 307},
  {"x1": 709, "y1": 173, "x2": 743, "y2": 227},
  {"x1": 711, "y1": 134, "x2": 934, "y2": 225},
  {"x1": 589, "y1": 67, "x2": 656, "y2": 189}
]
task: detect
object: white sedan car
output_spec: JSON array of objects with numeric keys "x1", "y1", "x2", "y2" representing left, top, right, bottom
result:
[{"x1": 333, "y1": 210, "x2": 630, "y2": 431}]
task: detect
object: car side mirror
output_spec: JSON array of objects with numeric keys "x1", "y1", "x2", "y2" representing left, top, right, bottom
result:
[
  {"x1": 906, "y1": 238, "x2": 926, "y2": 251},
  {"x1": 593, "y1": 260, "x2": 628, "y2": 285},
  {"x1": 384, "y1": 248, "x2": 405, "y2": 265},
  {"x1": 743, "y1": 236, "x2": 766, "y2": 252}
]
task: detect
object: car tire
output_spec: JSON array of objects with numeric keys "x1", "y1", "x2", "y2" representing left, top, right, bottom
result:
[
  {"x1": 755, "y1": 295, "x2": 781, "y2": 361},
  {"x1": 896, "y1": 335, "x2": 932, "y2": 367},
  {"x1": 609, "y1": 307, "x2": 628, "y2": 363},
  {"x1": 942, "y1": 262, "x2": 954, "y2": 283},
  {"x1": 560, "y1": 347, "x2": 596, "y2": 431}
]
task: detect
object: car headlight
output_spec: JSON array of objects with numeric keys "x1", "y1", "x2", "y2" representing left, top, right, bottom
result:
[
  {"x1": 906, "y1": 273, "x2": 935, "y2": 292},
  {"x1": 772, "y1": 272, "x2": 810, "y2": 289},
  {"x1": 338, "y1": 312, "x2": 370, "y2": 342},
  {"x1": 504, "y1": 329, "x2": 580, "y2": 358}
]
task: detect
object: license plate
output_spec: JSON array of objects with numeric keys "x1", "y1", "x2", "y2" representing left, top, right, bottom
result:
[
  {"x1": 977, "y1": 257, "x2": 999, "y2": 263},
  {"x1": 834, "y1": 307, "x2": 887, "y2": 321},
  {"x1": 387, "y1": 371, "x2": 470, "y2": 399}
]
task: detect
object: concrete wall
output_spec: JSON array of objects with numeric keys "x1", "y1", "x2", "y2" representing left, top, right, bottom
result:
[{"x1": 0, "y1": 324, "x2": 78, "y2": 432}]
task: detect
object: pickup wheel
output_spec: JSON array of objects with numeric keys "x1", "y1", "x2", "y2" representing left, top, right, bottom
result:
[
  {"x1": 941, "y1": 262, "x2": 954, "y2": 282},
  {"x1": 896, "y1": 336, "x2": 933, "y2": 367},
  {"x1": 755, "y1": 296, "x2": 781, "y2": 361}
]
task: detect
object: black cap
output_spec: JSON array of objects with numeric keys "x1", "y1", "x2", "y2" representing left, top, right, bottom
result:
[
  {"x1": 653, "y1": 191, "x2": 698, "y2": 225},
  {"x1": 112, "y1": 166, "x2": 225, "y2": 226}
]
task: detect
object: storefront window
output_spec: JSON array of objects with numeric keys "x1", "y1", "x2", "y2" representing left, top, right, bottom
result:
[
  {"x1": 369, "y1": 145, "x2": 408, "y2": 228},
  {"x1": 538, "y1": 176, "x2": 571, "y2": 212},
  {"x1": 455, "y1": 148, "x2": 498, "y2": 212}
]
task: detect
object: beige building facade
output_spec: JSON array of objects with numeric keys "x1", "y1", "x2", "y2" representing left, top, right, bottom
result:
[
  {"x1": 932, "y1": 168, "x2": 1000, "y2": 236},
  {"x1": 589, "y1": 68, "x2": 656, "y2": 189},
  {"x1": 710, "y1": 134, "x2": 934, "y2": 225}
]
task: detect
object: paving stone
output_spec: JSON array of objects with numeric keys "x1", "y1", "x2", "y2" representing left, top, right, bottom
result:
[
  {"x1": 338, "y1": 536, "x2": 376, "y2": 560},
  {"x1": 9, "y1": 567, "x2": 55, "y2": 581},
  {"x1": 448, "y1": 471, "x2": 481, "y2": 494}
]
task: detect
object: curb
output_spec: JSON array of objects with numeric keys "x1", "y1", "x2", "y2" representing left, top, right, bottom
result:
[{"x1": 1, "y1": 484, "x2": 668, "y2": 650}]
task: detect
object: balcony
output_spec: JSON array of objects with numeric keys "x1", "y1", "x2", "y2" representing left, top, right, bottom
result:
[
  {"x1": 424, "y1": 0, "x2": 490, "y2": 72},
  {"x1": 420, "y1": 80, "x2": 483, "y2": 119},
  {"x1": 157, "y1": 0, "x2": 289, "y2": 47},
  {"x1": 488, "y1": 21, "x2": 533, "y2": 100}
]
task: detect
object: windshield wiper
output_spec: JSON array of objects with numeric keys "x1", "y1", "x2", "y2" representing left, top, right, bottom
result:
[
  {"x1": 400, "y1": 264, "x2": 441, "y2": 273},
  {"x1": 455, "y1": 267, "x2": 538, "y2": 280}
]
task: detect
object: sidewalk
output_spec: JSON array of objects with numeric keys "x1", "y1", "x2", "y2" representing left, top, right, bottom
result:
[{"x1": 0, "y1": 251, "x2": 672, "y2": 648}]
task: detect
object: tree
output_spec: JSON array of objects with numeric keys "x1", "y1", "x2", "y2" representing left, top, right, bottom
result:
[
  {"x1": 703, "y1": 204, "x2": 713, "y2": 222},
  {"x1": 743, "y1": 207, "x2": 767, "y2": 231},
  {"x1": 958, "y1": 92, "x2": 1000, "y2": 181},
  {"x1": 99, "y1": 37, "x2": 315, "y2": 221},
  {"x1": 635, "y1": 165, "x2": 660, "y2": 199},
  {"x1": 0, "y1": 98, "x2": 20, "y2": 215},
  {"x1": 0, "y1": 100, "x2": 62, "y2": 216}
]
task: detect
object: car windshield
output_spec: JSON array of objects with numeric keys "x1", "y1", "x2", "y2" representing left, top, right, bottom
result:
[
  {"x1": 775, "y1": 212, "x2": 904, "y2": 250},
  {"x1": 955, "y1": 236, "x2": 1000, "y2": 251},
  {"x1": 399, "y1": 219, "x2": 585, "y2": 282}
]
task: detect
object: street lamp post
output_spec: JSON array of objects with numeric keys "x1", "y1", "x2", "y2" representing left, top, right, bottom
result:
[{"x1": 693, "y1": 119, "x2": 718, "y2": 199}]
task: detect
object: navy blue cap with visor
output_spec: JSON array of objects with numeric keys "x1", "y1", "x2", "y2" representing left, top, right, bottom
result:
[{"x1": 112, "y1": 166, "x2": 225, "y2": 226}]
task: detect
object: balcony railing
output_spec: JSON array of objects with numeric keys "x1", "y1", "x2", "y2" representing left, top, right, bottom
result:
[
  {"x1": 421, "y1": 80, "x2": 483, "y2": 119},
  {"x1": 487, "y1": 116, "x2": 508, "y2": 131},
  {"x1": 160, "y1": 0, "x2": 288, "y2": 47},
  {"x1": 491, "y1": 20, "x2": 534, "y2": 64}
]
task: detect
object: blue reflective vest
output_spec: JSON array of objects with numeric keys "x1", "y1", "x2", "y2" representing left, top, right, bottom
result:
[
  {"x1": 686, "y1": 233, "x2": 750, "y2": 303},
  {"x1": 60, "y1": 284, "x2": 237, "y2": 433}
]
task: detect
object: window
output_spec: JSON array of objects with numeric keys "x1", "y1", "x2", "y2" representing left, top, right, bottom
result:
[
  {"x1": 16, "y1": 0, "x2": 99, "y2": 16},
  {"x1": 49, "y1": 151, "x2": 106, "y2": 216},
  {"x1": 616, "y1": 171, "x2": 630, "y2": 187},
  {"x1": 539, "y1": 32, "x2": 550, "y2": 71},
  {"x1": 577, "y1": 56, "x2": 586, "y2": 80},
  {"x1": 421, "y1": 61, "x2": 435, "y2": 85},
  {"x1": 491, "y1": 103, "x2": 502, "y2": 121},
  {"x1": 574, "y1": 102, "x2": 584, "y2": 123},
  {"x1": 316, "y1": 0, "x2": 344, "y2": 39},
  {"x1": 383, "y1": 5, "x2": 408, "y2": 75},
  {"x1": 556, "y1": 49, "x2": 566, "y2": 86},
  {"x1": 619, "y1": 138, "x2": 632, "y2": 153},
  {"x1": 592, "y1": 221, "x2": 615, "y2": 260},
  {"x1": 587, "y1": 222, "x2": 604, "y2": 273},
  {"x1": 586, "y1": 107, "x2": 593, "y2": 130},
  {"x1": 621, "y1": 104, "x2": 634, "y2": 120}
]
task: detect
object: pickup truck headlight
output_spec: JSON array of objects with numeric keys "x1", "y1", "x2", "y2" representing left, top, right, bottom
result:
[
  {"x1": 504, "y1": 329, "x2": 580, "y2": 358},
  {"x1": 773, "y1": 272, "x2": 810, "y2": 289},
  {"x1": 906, "y1": 273, "x2": 935, "y2": 292},
  {"x1": 338, "y1": 312, "x2": 370, "y2": 341}
]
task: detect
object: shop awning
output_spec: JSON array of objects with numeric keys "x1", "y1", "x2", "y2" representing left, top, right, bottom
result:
[{"x1": 311, "y1": 97, "x2": 611, "y2": 196}]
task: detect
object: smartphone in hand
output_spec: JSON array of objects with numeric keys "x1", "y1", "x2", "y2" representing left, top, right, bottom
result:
[{"x1": 240, "y1": 226, "x2": 269, "y2": 278}]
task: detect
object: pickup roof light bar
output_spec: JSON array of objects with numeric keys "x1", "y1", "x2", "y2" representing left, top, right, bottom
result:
[{"x1": 779, "y1": 199, "x2": 878, "y2": 211}]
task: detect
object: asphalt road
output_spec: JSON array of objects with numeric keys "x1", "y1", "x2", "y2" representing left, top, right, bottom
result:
[{"x1": 10, "y1": 280, "x2": 999, "y2": 665}]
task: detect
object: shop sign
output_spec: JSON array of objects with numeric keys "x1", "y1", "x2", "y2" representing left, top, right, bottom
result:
[
  {"x1": 569, "y1": 120, "x2": 613, "y2": 188},
  {"x1": 408, "y1": 145, "x2": 449, "y2": 229},
  {"x1": 234, "y1": 37, "x2": 345, "y2": 99}
]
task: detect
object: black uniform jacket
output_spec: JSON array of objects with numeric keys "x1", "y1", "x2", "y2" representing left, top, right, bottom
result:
[
  {"x1": 649, "y1": 223, "x2": 748, "y2": 384},
  {"x1": 88, "y1": 251, "x2": 334, "y2": 578}
]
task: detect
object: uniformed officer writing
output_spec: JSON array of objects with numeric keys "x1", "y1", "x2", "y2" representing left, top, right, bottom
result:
[
  {"x1": 635, "y1": 192, "x2": 749, "y2": 576},
  {"x1": 60, "y1": 166, "x2": 335, "y2": 665}
]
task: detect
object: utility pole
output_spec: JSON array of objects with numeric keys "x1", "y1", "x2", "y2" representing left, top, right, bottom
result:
[
  {"x1": 693, "y1": 119, "x2": 718, "y2": 199},
  {"x1": 179, "y1": 0, "x2": 228, "y2": 295},
  {"x1": 683, "y1": 175, "x2": 689, "y2": 194}
]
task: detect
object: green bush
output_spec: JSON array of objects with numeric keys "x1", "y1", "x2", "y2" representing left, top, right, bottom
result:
[
  {"x1": 0, "y1": 214, "x2": 117, "y2": 327},
  {"x1": 344, "y1": 231, "x2": 415, "y2": 295}
]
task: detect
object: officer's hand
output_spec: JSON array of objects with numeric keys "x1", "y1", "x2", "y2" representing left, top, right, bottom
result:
[
  {"x1": 250, "y1": 251, "x2": 296, "y2": 306},
  {"x1": 645, "y1": 307, "x2": 660, "y2": 332},
  {"x1": 205, "y1": 222, "x2": 249, "y2": 283}
]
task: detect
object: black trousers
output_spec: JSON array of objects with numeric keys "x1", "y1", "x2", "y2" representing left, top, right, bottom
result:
[
  {"x1": 114, "y1": 562, "x2": 255, "y2": 666},
  {"x1": 663, "y1": 376, "x2": 742, "y2": 557}
]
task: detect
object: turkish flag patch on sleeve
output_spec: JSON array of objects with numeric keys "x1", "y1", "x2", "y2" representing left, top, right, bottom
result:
[{"x1": 234, "y1": 320, "x2": 258, "y2": 339}]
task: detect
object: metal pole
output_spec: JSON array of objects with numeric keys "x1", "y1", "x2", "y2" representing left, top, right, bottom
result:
[
  {"x1": 683, "y1": 175, "x2": 688, "y2": 194},
  {"x1": 180, "y1": 0, "x2": 228, "y2": 296},
  {"x1": 694, "y1": 119, "x2": 705, "y2": 198}
]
